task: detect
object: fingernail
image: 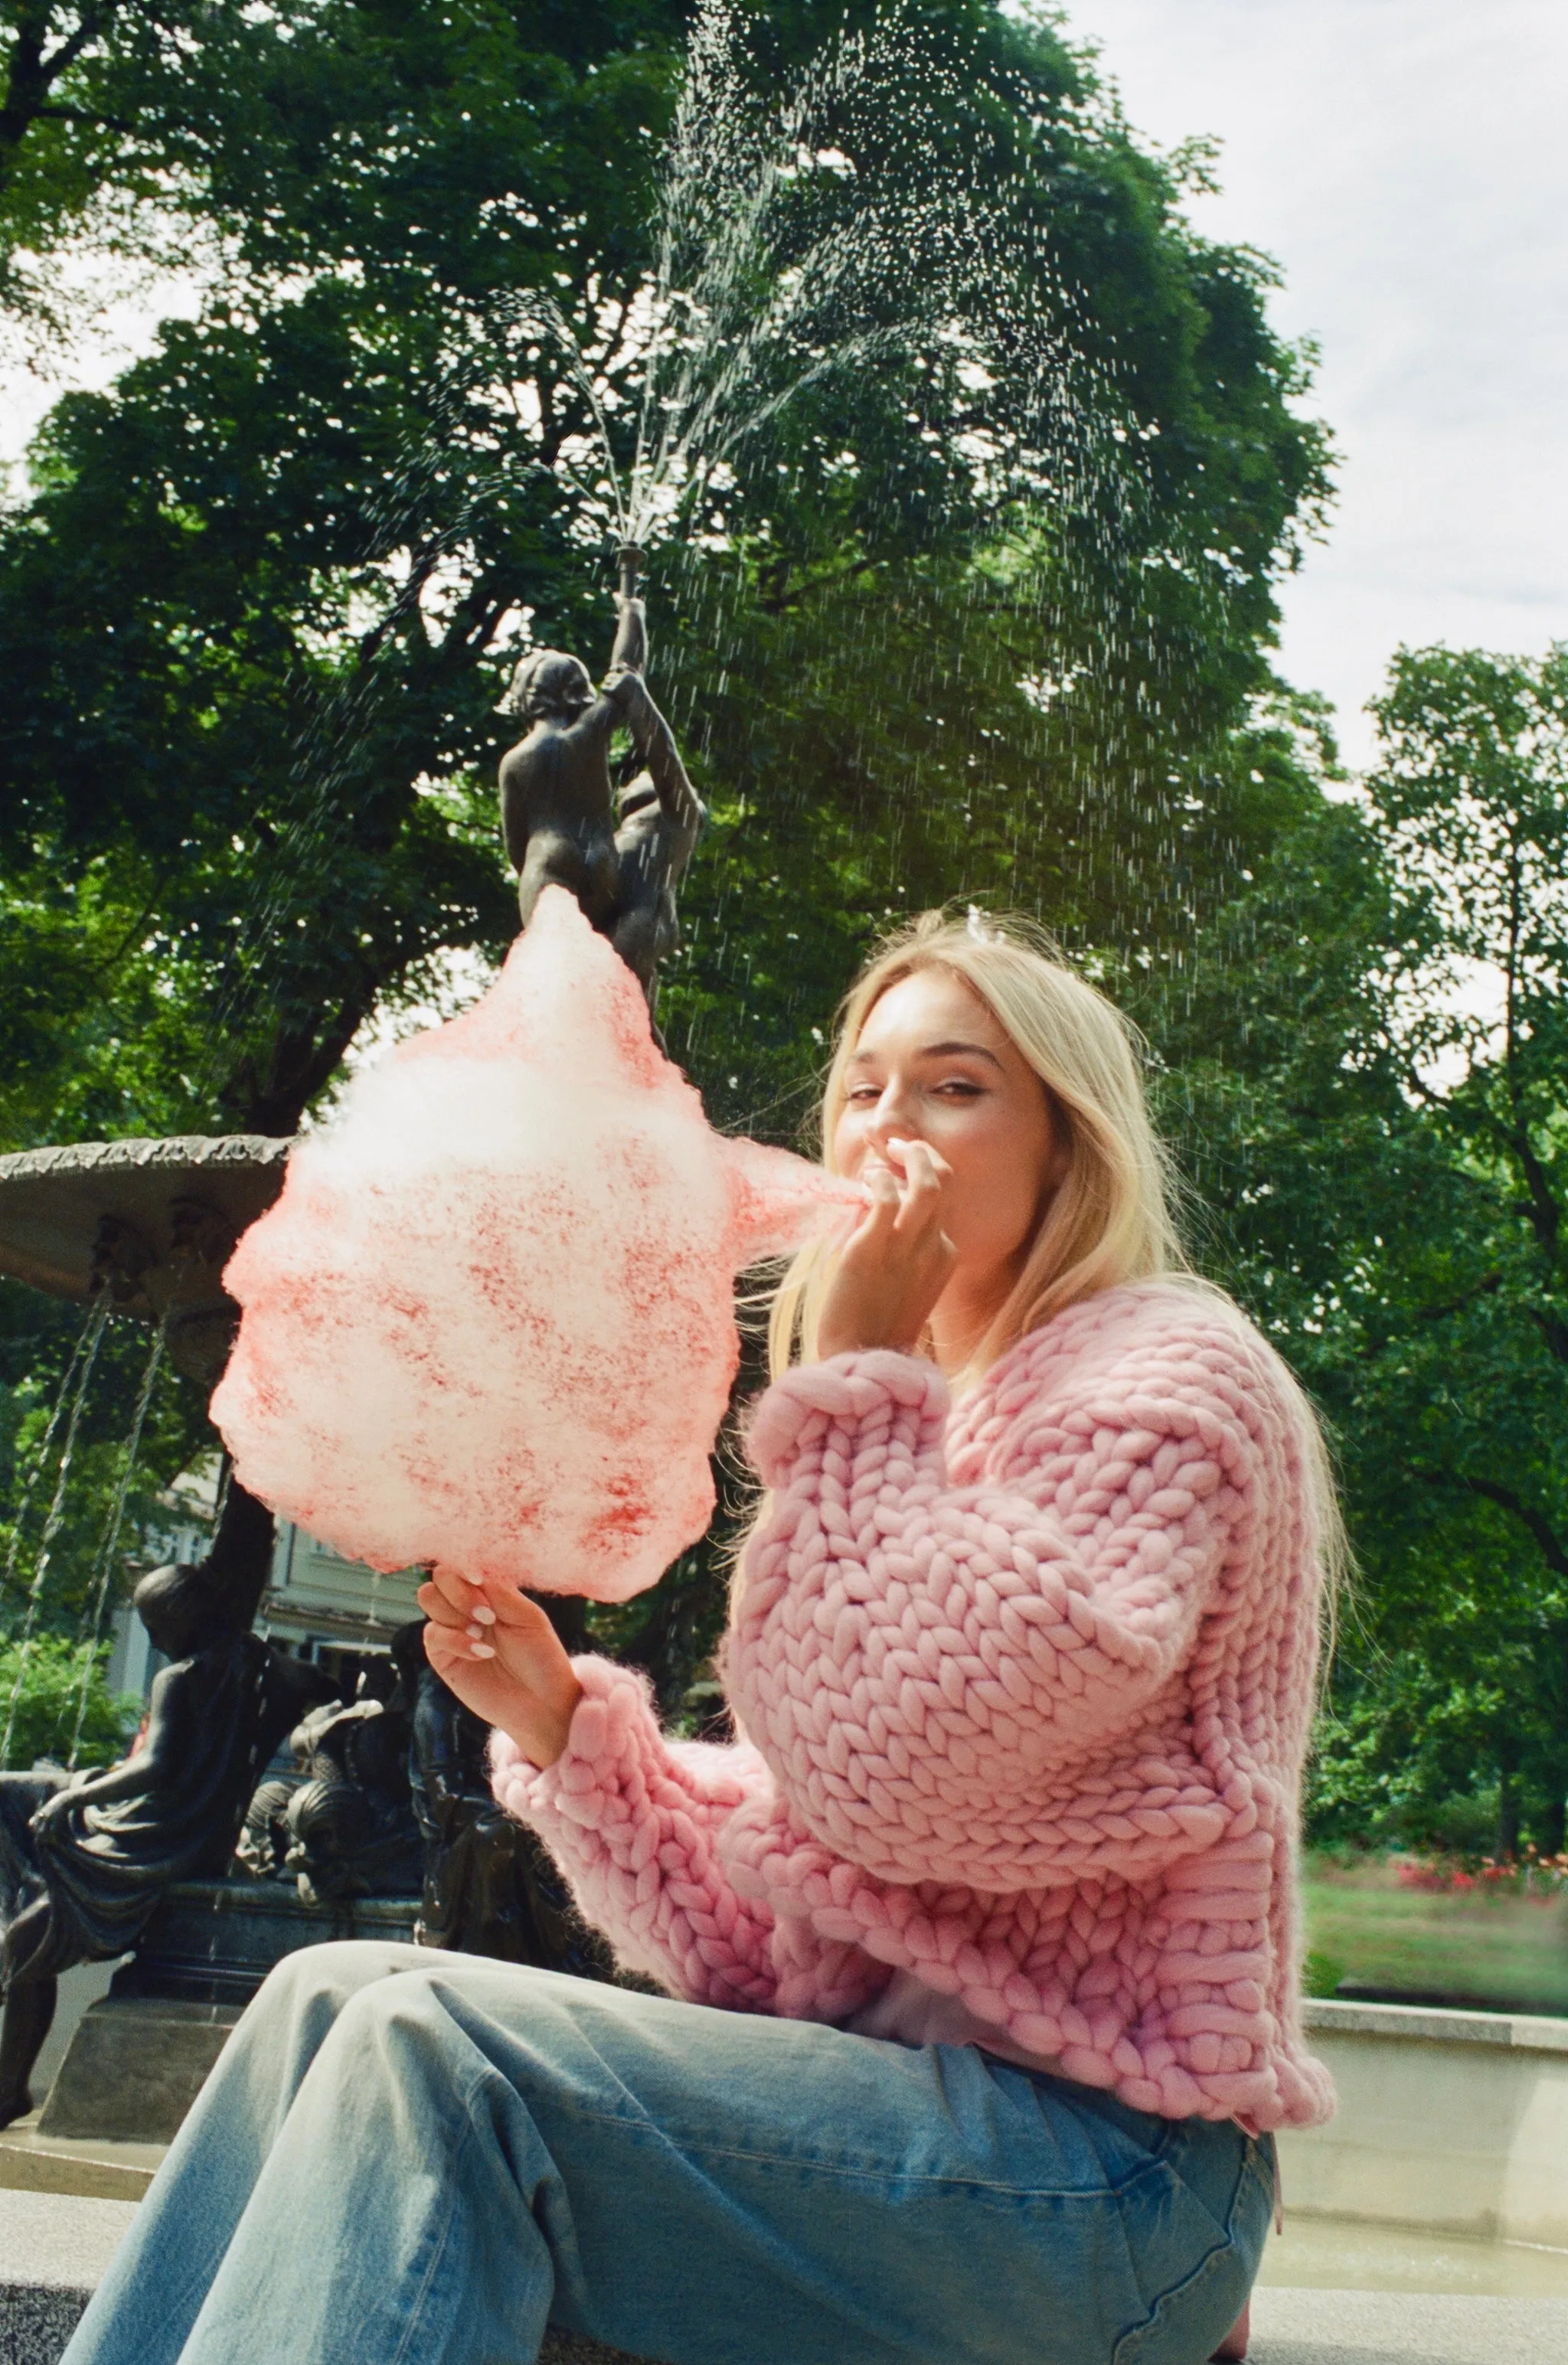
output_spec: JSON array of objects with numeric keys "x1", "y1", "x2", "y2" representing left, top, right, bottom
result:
[
  {"x1": 469, "y1": 1641, "x2": 495, "y2": 1660},
  {"x1": 461, "y1": 1570, "x2": 486, "y2": 1586},
  {"x1": 471, "y1": 1604, "x2": 496, "y2": 1625}
]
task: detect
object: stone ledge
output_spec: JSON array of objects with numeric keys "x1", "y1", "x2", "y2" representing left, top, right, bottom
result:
[
  {"x1": 38, "y1": 1998, "x2": 243, "y2": 2146},
  {"x1": 1303, "y1": 1997, "x2": 1568, "y2": 2054},
  {"x1": 0, "y1": 2114, "x2": 162, "y2": 2203},
  {"x1": 0, "y1": 2188, "x2": 139, "y2": 2365}
]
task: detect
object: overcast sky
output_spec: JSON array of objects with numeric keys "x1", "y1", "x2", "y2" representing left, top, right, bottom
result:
[
  {"x1": 5, "y1": 3, "x2": 1563, "y2": 773},
  {"x1": 1061, "y1": 0, "x2": 1568, "y2": 766}
]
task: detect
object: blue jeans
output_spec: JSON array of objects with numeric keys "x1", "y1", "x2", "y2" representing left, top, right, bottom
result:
[{"x1": 62, "y1": 1942, "x2": 1272, "y2": 2365}]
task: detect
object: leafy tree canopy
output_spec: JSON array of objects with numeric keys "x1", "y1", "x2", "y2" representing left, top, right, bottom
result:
[
  {"x1": 1, "y1": 0, "x2": 1336, "y2": 1697},
  {"x1": 1144, "y1": 645, "x2": 1568, "y2": 1855}
]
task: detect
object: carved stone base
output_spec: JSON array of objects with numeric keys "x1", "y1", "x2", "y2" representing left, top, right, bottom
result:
[
  {"x1": 38, "y1": 1998, "x2": 243, "y2": 2145},
  {"x1": 115, "y1": 1876, "x2": 420, "y2": 2007},
  {"x1": 37, "y1": 1880, "x2": 420, "y2": 2146}
]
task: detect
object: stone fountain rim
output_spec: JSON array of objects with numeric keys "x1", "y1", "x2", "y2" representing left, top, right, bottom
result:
[
  {"x1": 0, "y1": 1134, "x2": 293, "y2": 1315},
  {"x1": 0, "y1": 1135, "x2": 292, "y2": 1184}
]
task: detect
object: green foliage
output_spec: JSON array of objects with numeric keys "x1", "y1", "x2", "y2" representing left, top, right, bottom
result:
[
  {"x1": 0, "y1": 0, "x2": 1329, "y2": 1145},
  {"x1": 0, "y1": 2, "x2": 1341, "y2": 1707},
  {"x1": 0, "y1": 1632, "x2": 140, "y2": 1771},
  {"x1": 1300, "y1": 1949, "x2": 1344, "y2": 2001},
  {"x1": 1, "y1": 1284, "x2": 207, "y2": 1648},
  {"x1": 1138, "y1": 644, "x2": 1568, "y2": 1856}
]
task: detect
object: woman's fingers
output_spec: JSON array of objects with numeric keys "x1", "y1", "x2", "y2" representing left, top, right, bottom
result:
[
  {"x1": 886, "y1": 1137, "x2": 952, "y2": 1230},
  {"x1": 420, "y1": 1570, "x2": 508, "y2": 1658},
  {"x1": 423, "y1": 1563, "x2": 479, "y2": 1617},
  {"x1": 416, "y1": 1576, "x2": 466, "y2": 1630}
]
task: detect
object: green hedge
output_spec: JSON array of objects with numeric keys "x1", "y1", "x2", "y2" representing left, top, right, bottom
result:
[{"x1": 0, "y1": 1633, "x2": 142, "y2": 1772}]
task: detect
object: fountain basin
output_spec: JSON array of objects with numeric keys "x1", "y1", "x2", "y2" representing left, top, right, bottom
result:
[
  {"x1": 0, "y1": 1135, "x2": 291, "y2": 1384},
  {"x1": 1279, "y1": 1998, "x2": 1568, "y2": 2249}
]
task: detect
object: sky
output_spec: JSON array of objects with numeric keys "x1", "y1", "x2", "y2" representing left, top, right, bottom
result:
[
  {"x1": 1057, "y1": 0, "x2": 1568, "y2": 766},
  {"x1": 4, "y1": 3, "x2": 1564, "y2": 773}
]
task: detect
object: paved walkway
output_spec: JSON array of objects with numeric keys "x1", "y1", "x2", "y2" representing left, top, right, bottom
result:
[
  {"x1": 4, "y1": 2187, "x2": 1566, "y2": 2365},
  {"x1": 1250, "y1": 2288, "x2": 1568, "y2": 2364}
]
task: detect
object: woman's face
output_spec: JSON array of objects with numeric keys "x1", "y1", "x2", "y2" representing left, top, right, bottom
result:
[{"x1": 831, "y1": 967, "x2": 1063, "y2": 1293}]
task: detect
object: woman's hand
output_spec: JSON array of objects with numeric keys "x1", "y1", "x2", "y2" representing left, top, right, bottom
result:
[
  {"x1": 816, "y1": 1136, "x2": 957, "y2": 1361},
  {"x1": 418, "y1": 1566, "x2": 583, "y2": 1770}
]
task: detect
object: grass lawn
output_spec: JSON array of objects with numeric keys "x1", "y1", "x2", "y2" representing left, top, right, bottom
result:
[{"x1": 1303, "y1": 1854, "x2": 1568, "y2": 2014}]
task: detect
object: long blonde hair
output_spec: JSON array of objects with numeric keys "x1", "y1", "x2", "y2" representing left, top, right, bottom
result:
[
  {"x1": 767, "y1": 906, "x2": 1191, "y2": 1387},
  {"x1": 751, "y1": 905, "x2": 1348, "y2": 1647}
]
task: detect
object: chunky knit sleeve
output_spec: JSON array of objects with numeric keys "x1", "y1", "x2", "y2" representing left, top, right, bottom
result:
[
  {"x1": 488, "y1": 1655, "x2": 779, "y2": 2009},
  {"x1": 728, "y1": 1327, "x2": 1256, "y2": 1893}
]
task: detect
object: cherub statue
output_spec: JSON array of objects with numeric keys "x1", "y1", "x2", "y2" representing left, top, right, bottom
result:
[
  {"x1": 0, "y1": 1560, "x2": 330, "y2": 2126},
  {"x1": 277, "y1": 1678, "x2": 423, "y2": 1908},
  {"x1": 497, "y1": 548, "x2": 705, "y2": 1008}
]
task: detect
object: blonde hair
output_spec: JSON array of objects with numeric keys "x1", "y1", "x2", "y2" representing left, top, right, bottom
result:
[
  {"x1": 767, "y1": 906, "x2": 1191, "y2": 1388},
  {"x1": 748, "y1": 904, "x2": 1348, "y2": 1651}
]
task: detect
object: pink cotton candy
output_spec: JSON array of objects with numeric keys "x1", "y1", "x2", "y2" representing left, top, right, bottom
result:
[{"x1": 211, "y1": 887, "x2": 863, "y2": 1601}]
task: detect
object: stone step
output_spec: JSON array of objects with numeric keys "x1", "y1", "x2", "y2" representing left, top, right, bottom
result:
[
  {"x1": 1248, "y1": 2287, "x2": 1568, "y2": 2363},
  {"x1": 0, "y1": 2113, "x2": 162, "y2": 2204}
]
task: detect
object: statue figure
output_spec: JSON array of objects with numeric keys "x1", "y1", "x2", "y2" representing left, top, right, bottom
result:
[
  {"x1": 498, "y1": 548, "x2": 705, "y2": 1008},
  {"x1": 0, "y1": 1556, "x2": 331, "y2": 2126},
  {"x1": 271, "y1": 1681, "x2": 424, "y2": 1907},
  {"x1": 389, "y1": 1621, "x2": 609, "y2": 1975}
]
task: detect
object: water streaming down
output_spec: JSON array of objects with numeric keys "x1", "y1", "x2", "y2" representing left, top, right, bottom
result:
[
  {"x1": 0, "y1": 1295, "x2": 111, "y2": 1767},
  {"x1": 64, "y1": 1315, "x2": 168, "y2": 1769},
  {"x1": 0, "y1": 1295, "x2": 110, "y2": 1624}
]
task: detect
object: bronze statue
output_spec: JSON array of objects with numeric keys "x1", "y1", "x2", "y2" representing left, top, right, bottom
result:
[
  {"x1": 0, "y1": 1550, "x2": 331, "y2": 2126},
  {"x1": 498, "y1": 548, "x2": 704, "y2": 1007},
  {"x1": 276, "y1": 1684, "x2": 423, "y2": 1907},
  {"x1": 390, "y1": 1621, "x2": 608, "y2": 1975}
]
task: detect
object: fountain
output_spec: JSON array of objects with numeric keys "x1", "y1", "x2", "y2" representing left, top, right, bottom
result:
[{"x1": 0, "y1": 0, "x2": 1132, "y2": 2144}]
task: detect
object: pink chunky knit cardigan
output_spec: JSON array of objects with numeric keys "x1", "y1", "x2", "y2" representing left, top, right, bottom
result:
[{"x1": 492, "y1": 1281, "x2": 1336, "y2": 2131}]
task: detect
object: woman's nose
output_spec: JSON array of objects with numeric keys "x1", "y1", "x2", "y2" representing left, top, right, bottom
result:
[{"x1": 867, "y1": 1090, "x2": 919, "y2": 1145}]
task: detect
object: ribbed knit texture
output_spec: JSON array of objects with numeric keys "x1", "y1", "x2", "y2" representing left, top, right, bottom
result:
[{"x1": 492, "y1": 1281, "x2": 1336, "y2": 2130}]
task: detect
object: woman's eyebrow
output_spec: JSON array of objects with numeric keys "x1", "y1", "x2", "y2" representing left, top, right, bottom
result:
[
  {"x1": 847, "y1": 1039, "x2": 1004, "y2": 1070},
  {"x1": 921, "y1": 1038, "x2": 1005, "y2": 1068}
]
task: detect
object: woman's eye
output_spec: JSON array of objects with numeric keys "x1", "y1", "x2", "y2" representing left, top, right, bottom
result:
[
  {"x1": 934, "y1": 1080, "x2": 983, "y2": 1099},
  {"x1": 846, "y1": 1086, "x2": 880, "y2": 1103}
]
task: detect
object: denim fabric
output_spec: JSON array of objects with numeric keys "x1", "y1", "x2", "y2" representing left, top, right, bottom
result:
[{"x1": 62, "y1": 1942, "x2": 1273, "y2": 2365}]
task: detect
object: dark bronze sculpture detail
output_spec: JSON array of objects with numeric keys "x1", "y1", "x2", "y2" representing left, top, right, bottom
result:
[
  {"x1": 0, "y1": 1481, "x2": 332, "y2": 2127},
  {"x1": 498, "y1": 548, "x2": 704, "y2": 1008},
  {"x1": 390, "y1": 1622, "x2": 609, "y2": 1976},
  {"x1": 241, "y1": 1680, "x2": 423, "y2": 1907}
]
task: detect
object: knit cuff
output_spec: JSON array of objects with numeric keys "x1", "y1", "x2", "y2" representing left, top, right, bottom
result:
[
  {"x1": 489, "y1": 1654, "x2": 662, "y2": 1827},
  {"x1": 744, "y1": 1351, "x2": 949, "y2": 1488}
]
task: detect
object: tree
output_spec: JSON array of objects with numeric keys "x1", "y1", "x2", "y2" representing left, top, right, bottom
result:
[
  {"x1": 0, "y1": 1, "x2": 1333, "y2": 1695},
  {"x1": 1, "y1": 1, "x2": 1331, "y2": 1143},
  {"x1": 1142, "y1": 648, "x2": 1568, "y2": 1855}
]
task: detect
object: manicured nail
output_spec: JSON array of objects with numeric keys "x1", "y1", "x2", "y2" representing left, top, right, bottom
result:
[
  {"x1": 462, "y1": 1570, "x2": 486, "y2": 1586},
  {"x1": 469, "y1": 1641, "x2": 495, "y2": 1659},
  {"x1": 470, "y1": 1603, "x2": 496, "y2": 1625}
]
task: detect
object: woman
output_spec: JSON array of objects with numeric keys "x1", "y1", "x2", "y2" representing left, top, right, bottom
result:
[{"x1": 64, "y1": 911, "x2": 1335, "y2": 2365}]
